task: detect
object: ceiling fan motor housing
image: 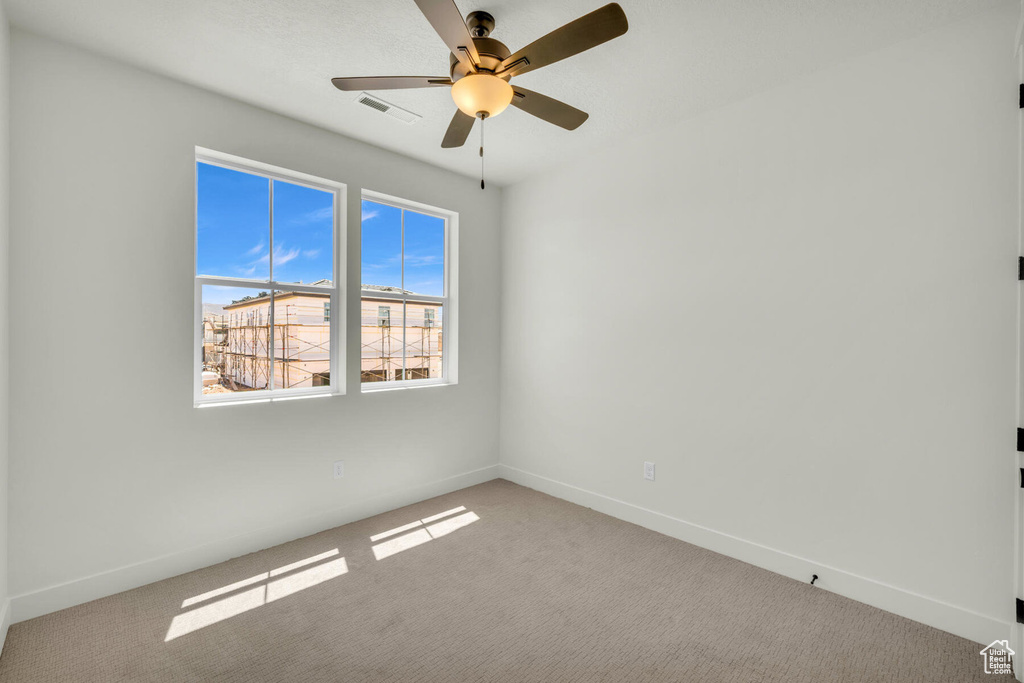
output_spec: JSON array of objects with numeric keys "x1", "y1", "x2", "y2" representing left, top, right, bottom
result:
[{"x1": 449, "y1": 38, "x2": 511, "y2": 81}]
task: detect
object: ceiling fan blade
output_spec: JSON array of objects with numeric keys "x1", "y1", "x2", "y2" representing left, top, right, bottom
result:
[
  {"x1": 498, "y1": 3, "x2": 628, "y2": 78},
  {"x1": 510, "y1": 87, "x2": 589, "y2": 130},
  {"x1": 441, "y1": 110, "x2": 476, "y2": 148},
  {"x1": 331, "y1": 76, "x2": 452, "y2": 91},
  {"x1": 413, "y1": 0, "x2": 481, "y2": 72}
]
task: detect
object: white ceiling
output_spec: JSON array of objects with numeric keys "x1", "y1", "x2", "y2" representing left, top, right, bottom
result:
[{"x1": 5, "y1": 0, "x2": 1001, "y2": 186}]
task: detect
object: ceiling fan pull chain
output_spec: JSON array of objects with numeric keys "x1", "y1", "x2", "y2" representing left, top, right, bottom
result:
[{"x1": 479, "y1": 114, "x2": 486, "y2": 190}]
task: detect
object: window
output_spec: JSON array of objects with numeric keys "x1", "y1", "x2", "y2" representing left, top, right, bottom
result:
[
  {"x1": 361, "y1": 191, "x2": 455, "y2": 388},
  {"x1": 194, "y1": 148, "x2": 345, "y2": 404}
]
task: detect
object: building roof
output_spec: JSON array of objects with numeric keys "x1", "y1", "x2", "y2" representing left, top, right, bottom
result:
[
  {"x1": 362, "y1": 284, "x2": 414, "y2": 295},
  {"x1": 222, "y1": 290, "x2": 321, "y2": 310},
  {"x1": 220, "y1": 284, "x2": 437, "y2": 310}
]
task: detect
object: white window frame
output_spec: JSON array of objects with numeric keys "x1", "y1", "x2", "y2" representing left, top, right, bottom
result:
[
  {"x1": 194, "y1": 147, "x2": 347, "y2": 406},
  {"x1": 361, "y1": 189, "x2": 458, "y2": 392}
]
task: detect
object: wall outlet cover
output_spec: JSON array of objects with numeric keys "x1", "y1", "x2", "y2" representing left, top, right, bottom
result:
[
  {"x1": 644, "y1": 461, "x2": 655, "y2": 481},
  {"x1": 333, "y1": 461, "x2": 345, "y2": 479}
]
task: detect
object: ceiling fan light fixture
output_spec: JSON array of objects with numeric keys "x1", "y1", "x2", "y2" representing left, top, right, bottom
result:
[{"x1": 451, "y1": 73, "x2": 514, "y2": 118}]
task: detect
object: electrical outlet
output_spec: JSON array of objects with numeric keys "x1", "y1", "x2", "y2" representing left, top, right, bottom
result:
[
  {"x1": 644, "y1": 461, "x2": 655, "y2": 481},
  {"x1": 333, "y1": 461, "x2": 345, "y2": 479}
]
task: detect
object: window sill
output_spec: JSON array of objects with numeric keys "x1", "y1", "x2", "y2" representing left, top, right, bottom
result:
[
  {"x1": 360, "y1": 379, "x2": 453, "y2": 394},
  {"x1": 195, "y1": 389, "x2": 338, "y2": 408}
]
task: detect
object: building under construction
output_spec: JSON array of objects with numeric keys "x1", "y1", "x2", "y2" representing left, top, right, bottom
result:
[
  {"x1": 201, "y1": 285, "x2": 442, "y2": 393},
  {"x1": 358, "y1": 285, "x2": 443, "y2": 383}
]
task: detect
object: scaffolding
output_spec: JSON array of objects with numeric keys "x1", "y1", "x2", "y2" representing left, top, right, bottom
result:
[
  {"x1": 202, "y1": 299, "x2": 330, "y2": 393},
  {"x1": 202, "y1": 294, "x2": 441, "y2": 393},
  {"x1": 277, "y1": 302, "x2": 331, "y2": 388},
  {"x1": 359, "y1": 303, "x2": 442, "y2": 383}
]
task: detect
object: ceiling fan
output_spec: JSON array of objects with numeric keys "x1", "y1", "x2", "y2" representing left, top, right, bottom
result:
[{"x1": 332, "y1": 0, "x2": 628, "y2": 188}]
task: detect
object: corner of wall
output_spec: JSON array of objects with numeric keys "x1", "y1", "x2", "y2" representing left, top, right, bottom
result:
[
  {"x1": 1, "y1": 0, "x2": 15, "y2": 655},
  {"x1": 0, "y1": 598, "x2": 10, "y2": 655}
]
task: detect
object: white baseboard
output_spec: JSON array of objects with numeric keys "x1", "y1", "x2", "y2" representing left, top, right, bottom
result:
[
  {"x1": 11, "y1": 464, "x2": 501, "y2": 623},
  {"x1": 0, "y1": 598, "x2": 10, "y2": 656},
  {"x1": 498, "y1": 464, "x2": 1010, "y2": 647}
]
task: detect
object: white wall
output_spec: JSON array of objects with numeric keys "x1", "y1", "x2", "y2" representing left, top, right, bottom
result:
[
  {"x1": 499, "y1": 3, "x2": 1019, "y2": 646},
  {"x1": 0, "y1": 0, "x2": 10, "y2": 653},
  {"x1": 7, "y1": 30, "x2": 501, "y2": 620}
]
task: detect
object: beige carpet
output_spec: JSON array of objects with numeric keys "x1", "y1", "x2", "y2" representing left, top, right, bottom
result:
[{"x1": 0, "y1": 479, "x2": 1008, "y2": 682}]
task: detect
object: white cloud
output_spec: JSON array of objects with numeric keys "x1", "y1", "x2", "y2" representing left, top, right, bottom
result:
[
  {"x1": 404, "y1": 253, "x2": 441, "y2": 267},
  {"x1": 295, "y1": 206, "x2": 333, "y2": 225},
  {"x1": 248, "y1": 243, "x2": 300, "y2": 268},
  {"x1": 274, "y1": 245, "x2": 301, "y2": 265},
  {"x1": 302, "y1": 249, "x2": 321, "y2": 259},
  {"x1": 245, "y1": 241, "x2": 266, "y2": 257}
]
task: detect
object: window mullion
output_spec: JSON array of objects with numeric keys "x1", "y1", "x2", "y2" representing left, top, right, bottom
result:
[
  {"x1": 268, "y1": 178, "x2": 275, "y2": 391},
  {"x1": 401, "y1": 208, "x2": 406, "y2": 380},
  {"x1": 269, "y1": 292, "x2": 276, "y2": 391},
  {"x1": 268, "y1": 178, "x2": 274, "y2": 283}
]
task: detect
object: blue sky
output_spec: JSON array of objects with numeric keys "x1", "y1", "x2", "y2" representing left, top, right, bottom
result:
[
  {"x1": 361, "y1": 200, "x2": 445, "y2": 297},
  {"x1": 197, "y1": 163, "x2": 333, "y2": 303},
  {"x1": 197, "y1": 163, "x2": 444, "y2": 304}
]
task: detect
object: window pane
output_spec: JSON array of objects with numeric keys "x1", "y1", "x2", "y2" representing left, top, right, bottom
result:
[
  {"x1": 272, "y1": 180, "x2": 334, "y2": 286},
  {"x1": 197, "y1": 163, "x2": 270, "y2": 280},
  {"x1": 361, "y1": 200, "x2": 403, "y2": 290},
  {"x1": 273, "y1": 290, "x2": 332, "y2": 389},
  {"x1": 201, "y1": 285, "x2": 272, "y2": 394},
  {"x1": 403, "y1": 211, "x2": 445, "y2": 297},
  {"x1": 361, "y1": 296, "x2": 404, "y2": 384},
  {"x1": 404, "y1": 301, "x2": 443, "y2": 380}
]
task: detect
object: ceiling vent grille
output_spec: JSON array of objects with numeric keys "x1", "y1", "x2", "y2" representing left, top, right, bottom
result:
[{"x1": 356, "y1": 93, "x2": 421, "y2": 124}]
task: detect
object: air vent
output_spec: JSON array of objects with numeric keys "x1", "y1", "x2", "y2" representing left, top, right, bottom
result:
[{"x1": 356, "y1": 93, "x2": 421, "y2": 124}]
